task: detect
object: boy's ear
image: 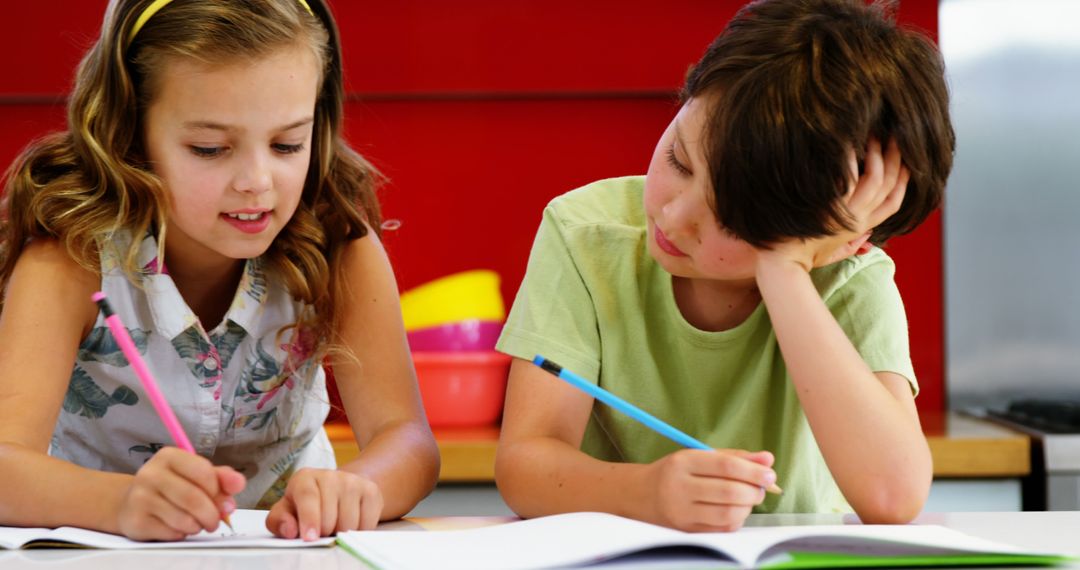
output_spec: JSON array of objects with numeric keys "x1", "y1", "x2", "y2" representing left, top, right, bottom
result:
[{"x1": 852, "y1": 231, "x2": 873, "y2": 255}]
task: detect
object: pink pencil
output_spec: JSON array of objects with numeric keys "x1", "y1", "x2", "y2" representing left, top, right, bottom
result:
[{"x1": 92, "y1": 291, "x2": 233, "y2": 531}]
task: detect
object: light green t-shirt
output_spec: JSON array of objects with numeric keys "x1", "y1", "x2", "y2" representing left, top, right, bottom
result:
[{"x1": 496, "y1": 176, "x2": 917, "y2": 514}]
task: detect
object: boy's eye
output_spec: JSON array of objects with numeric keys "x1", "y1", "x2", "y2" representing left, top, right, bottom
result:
[
  {"x1": 190, "y1": 145, "x2": 223, "y2": 158},
  {"x1": 665, "y1": 145, "x2": 692, "y2": 176},
  {"x1": 273, "y1": 143, "x2": 305, "y2": 154}
]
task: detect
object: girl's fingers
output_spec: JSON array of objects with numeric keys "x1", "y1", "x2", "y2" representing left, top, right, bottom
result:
[
  {"x1": 291, "y1": 477, "x2": 322, "y2": 541},
  {"x1": 337, "y1": 479, "x2": 362, "y2": 533},
  {"x1": 159, "y1": 478, "x2": 225, "y2": 532},
  {"x1": 359, "y1": 483, "x2": 384, "y2": 531},
  {"x1": 317, "y1": 475, "x2": 338, "y2": 537},
  {"x1": 147, "y1": 491, "x2": 205, "y2": 536},
  {"x1": 265, "y1": 497, "x2": 299, "y2": 538}
]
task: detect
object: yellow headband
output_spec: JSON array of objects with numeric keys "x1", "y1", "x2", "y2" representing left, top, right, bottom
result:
[{"x1": 127, "y1": 0, "x2": 315, "y2": 46}]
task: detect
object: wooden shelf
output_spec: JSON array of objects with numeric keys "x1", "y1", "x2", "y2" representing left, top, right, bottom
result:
[
  {"x1": 326, "y1": 423, "x2": 499, "y2": 482},
  {"x1": 325, "y1": 411, "x2": 1030, "y2": 483}
]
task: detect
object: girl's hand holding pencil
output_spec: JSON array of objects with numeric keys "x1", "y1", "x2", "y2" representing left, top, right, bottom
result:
[
  {"x1": 94, "y1": 292, "x2": 245, "y2": 541},
  {"x1": 117, "y1": 447, "x2": 246, "y2": 541}
]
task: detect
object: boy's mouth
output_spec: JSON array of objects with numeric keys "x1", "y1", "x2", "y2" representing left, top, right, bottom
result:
[{"x1": 654, "y1": 226, "x2": 688, "y2": 257}]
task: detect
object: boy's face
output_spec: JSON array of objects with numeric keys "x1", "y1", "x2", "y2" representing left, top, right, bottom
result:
[
  {"x1": 142, "y1": 43, "x2": 318, "y2": 273},
  {"x1": 643, "y1": 98, "x2": 758, "y2": 282}
]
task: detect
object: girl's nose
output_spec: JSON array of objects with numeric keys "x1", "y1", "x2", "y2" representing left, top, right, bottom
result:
[{"x1": 232, "y1": 151, "x2": 272, "y2": 194}]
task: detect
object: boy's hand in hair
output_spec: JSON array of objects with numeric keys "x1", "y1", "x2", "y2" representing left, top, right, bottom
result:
[
  {"x1": 760, "y1": 138, "x2": 909, "y2": 272},
  {"x1": 116, "y1": 447, "x2": 245, "y2": 541},
  {"x1": 644, "y1": 448, "x2": 777, "y2": 532},
  {"x1": 266, "y1": 467, "x2": 383, "y2": 540}
]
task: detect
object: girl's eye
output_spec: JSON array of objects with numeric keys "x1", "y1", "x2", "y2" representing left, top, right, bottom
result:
[
  {"x1": 273, "y1": 143, "x2": 305, "y2": 154},
  {"x1": 665, "y1": 145, "x2": 692, "y2": 176},
  {"x1": 190, "y1": 146, "x2": 223, "y2": 158}
]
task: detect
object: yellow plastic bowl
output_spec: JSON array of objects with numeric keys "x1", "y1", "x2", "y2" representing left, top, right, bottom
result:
[{"x1": 400, "y1": 270, "x2": 506, "y2": 331}]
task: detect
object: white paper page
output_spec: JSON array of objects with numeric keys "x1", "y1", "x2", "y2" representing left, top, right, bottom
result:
[
  {"x1": 0, "y1": 509, "x2": 334, "y2": 549},
  {"x1": 338, "y1": 512, "x2": 1068, "y2": 570},
  {"x1": 702, "y1": 524, "x2": 1058, "y2": 566},
  {"x1": 337, "y1": 512, "x2": 734, "y2": 570}
]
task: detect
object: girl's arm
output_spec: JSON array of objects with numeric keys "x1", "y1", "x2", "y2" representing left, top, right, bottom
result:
[
  {"x1": 0, "y1": 240, "x2": 131, "y2": 531},
  {"x1": 330, "y1": 230, "x2": 440, "y2": 519},
  {"x1": 496, "y1": 358, "x2": 776, "y2": 532},
  {"x1": 0, "y1": 240, "x2": 242, "y2": 540},
  {"x1": 754, "y1": 139, "x2": 932, "y2": 523}
]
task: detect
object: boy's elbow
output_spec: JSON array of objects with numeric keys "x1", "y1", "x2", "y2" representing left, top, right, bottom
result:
[{"x1": 852, "y1": 477, "x2": 931, "y2": 524}]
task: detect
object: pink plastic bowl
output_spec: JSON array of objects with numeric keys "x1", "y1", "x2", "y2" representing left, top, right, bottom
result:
[
  {"x1": 407, "y1": 320, "x2": 503, "y2": 352},
  {"x1": 413, "y1": 351, "x2": 511, "y2": 428}
]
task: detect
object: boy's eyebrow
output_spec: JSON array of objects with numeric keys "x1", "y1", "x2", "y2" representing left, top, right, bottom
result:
[{"x1": 181, "y1": 117, "x2": 315, "y2": 132}]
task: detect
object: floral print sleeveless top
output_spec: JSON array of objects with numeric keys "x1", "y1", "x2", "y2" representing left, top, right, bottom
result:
[{"x1": 49, "y1": 233, "x2": 335, "y2": 509}]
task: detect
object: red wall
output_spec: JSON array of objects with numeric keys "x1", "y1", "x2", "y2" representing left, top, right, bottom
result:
[{"x1": 2, "y1": 1, "x2": 945, "y2": 412}]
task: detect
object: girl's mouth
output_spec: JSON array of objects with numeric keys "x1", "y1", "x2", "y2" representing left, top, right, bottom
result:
[{"x1": 222, "y1": 211, "x2": 271, "y2": 234}]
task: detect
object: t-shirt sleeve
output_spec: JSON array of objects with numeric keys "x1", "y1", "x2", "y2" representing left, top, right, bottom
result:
[
  {"x1": 496, "y1": 205, "x2": 602, "y2": 381},
  {"x1": 821, "y1": 255, "x2": 919, "y2": 395}
]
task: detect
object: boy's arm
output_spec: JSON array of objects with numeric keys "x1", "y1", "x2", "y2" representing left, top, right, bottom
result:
[
  {"x1": 496, "y1": 358, "x2": 776, "y2": 531},
  {"x1": 496, "y1": 358, "x2": 654, "y2": 519},
  {"x1": 756, "y1": 260, "x2": 931, "y2": 523},
  {"x1": 754, "y1": 139, "x2": 932, "y2": 523}
]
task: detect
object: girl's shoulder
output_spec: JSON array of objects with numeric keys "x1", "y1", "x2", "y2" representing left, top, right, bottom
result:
[{"x1": 6, "y1": 238, "x2": 100, "y2": 338}]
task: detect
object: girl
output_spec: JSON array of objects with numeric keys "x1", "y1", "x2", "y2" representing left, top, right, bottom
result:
[
  {"x1": 495, "y1": 0, "x2": 954, "y2": 531},
  {"x1": 0, "y1": 0, "x2": 439, "y2": 541}
]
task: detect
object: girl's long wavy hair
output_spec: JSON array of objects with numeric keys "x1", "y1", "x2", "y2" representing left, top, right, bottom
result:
[{"x1": 0, "y1": 0, "x2": 380, "y2": 360}]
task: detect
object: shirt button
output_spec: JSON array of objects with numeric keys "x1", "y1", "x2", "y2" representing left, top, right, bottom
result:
[
  {"x1": 203, "y1": 358, "x2": 219, "y2": 371},
  {"x1": 200, "y1": 436, "x2": 214, "y2": 448}
]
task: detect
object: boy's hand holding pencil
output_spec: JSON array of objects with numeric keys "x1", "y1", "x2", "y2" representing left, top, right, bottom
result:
[{"x1": 533, "y1": 356, "x2": 781, "y2": 532}]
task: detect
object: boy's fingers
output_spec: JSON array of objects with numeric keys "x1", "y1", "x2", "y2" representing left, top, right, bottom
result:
[
  {"x1": 881, "y1": 138, "x2": 903, "y2": 190},
  {"x1": 693, "y1": 451, "x2": 777, "y2": 490}
]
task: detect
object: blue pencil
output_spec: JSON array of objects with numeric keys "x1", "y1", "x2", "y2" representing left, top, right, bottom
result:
[
  {"x1": 533, "y1": 355, "x2": 710, "y2": 449},
  {"x1": 532, "y1": 355, "x2": 782, "y2": 494}
]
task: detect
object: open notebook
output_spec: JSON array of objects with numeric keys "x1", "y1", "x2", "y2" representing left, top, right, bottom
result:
[
  {"x1": 0, "y1": 509, "x2": 334, "y2": 549},
  {"x1": 337, "y1": 512, "x2": 1073, "y2": 570}
]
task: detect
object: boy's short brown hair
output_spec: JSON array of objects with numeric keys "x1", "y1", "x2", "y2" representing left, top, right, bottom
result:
[{"x1": 683, "y1": 0, "x2": 955, "y2": 247}]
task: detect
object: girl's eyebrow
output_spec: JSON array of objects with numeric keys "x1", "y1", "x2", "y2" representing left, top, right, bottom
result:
[{"x1": 181, "y1": 117, "x2": 315, "y2": 133}]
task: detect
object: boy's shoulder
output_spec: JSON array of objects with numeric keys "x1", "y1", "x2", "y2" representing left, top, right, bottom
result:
[
  {"x1": 811, "y1": 246, "x2": 897, "y2": 299},
  {"x1": 545, "y1": 176, "x2": 646, "y2": 230}
]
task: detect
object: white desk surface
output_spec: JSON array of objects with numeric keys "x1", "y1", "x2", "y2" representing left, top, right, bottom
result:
[{"x1": 4, "y1": 511, "x2": 1079, "y2": 569}]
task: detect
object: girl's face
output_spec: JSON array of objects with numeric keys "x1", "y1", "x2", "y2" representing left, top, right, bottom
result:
[
  {"x1": 643, "y1": 98, "x2": 758, "y2": 282},
  {"x1": 142, "y1": 43, "x2": 319, "y2": 271}
]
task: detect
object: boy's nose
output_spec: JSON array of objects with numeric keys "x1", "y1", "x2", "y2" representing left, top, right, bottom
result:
[{"x1": 662, "y1": 194, "x2": 699, "y2": 239}]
